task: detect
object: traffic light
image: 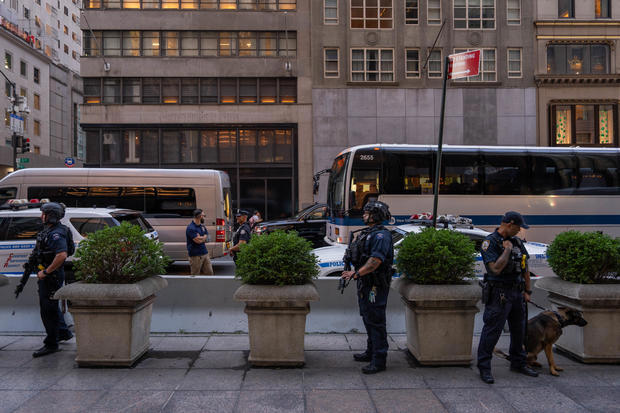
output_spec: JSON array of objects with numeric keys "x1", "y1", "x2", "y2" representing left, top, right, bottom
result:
[{"x1": 23, "y1": 138, "x2": 31, "y2": 153}]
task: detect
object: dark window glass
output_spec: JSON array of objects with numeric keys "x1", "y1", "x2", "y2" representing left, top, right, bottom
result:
[
  {"x1": 258, "y1": 130, "x2": 274, "y2": 163},
  {"x1": 547, "y1": 44, "x2": 609, "y2": 75},
  {"x1": 111, "y1": 212, "x2": 154, "y2": 231},
  {"x1": 530, "y1": 154, "x2": 577, "y2": 195},
  {"x1": 483, "y1": 154, "x2": 528, "y2": 195},
  {"x1": 218, "y1": 130, "x2": 236, "y2": 163},
  {"x1": 239, "y1": 78, "x2": 257, "y2": 104},
  {"x1": 220, "y1": 78, "x2": 237, "y2": 103},
  {"x1": 0, "y1": 187, "x2": 17, "y2": 205},
  {"x1": 70, "y1": 218, "x2": 116, "y2": 237},
  {"x1": 7, "y1": 217, "x2": 44, "y2": 240},
  {"x1": 200, "y1": 78, "x2": 218, "y2": 103},
  {"x1": 162, "y1": 79, "x2": 179, "y2": 104},
  {"x1": 142, "y1": 78, "x2": 161, "y2": 103},
  {"x1": 259, "y1": 78, "x2": 276, "y2": 103},
  {"x1": 349, "y1": 167, "x2": 380, "y2": 213},
  {"x1": 558, "y1": 0, "x2": 573, "y2": 18},
  {"x1": 162, "y1": 130, "x2": 181, "y2": 163},
  {"x1": 596, "y1": 0, "x2": 611, "y2": 18},
  {"x1": 86, "y1": 130, "x2": 100, "y2": 164},
  {"x1": 200, "y1": 130, "x2": 218, "y2": 162},
  {"x1": 382, "y1": 151, "x2": 432, "y2": 194},
  {"x1": 267, "y1": 178, "x2": 292, "y2": 219},
  {"x1": 274, "y1": 129, "x2": 292, "y2": 162},
  {"x1": 142, "y1": 130, "x2": 159, "y2": 163},
  {"x1": 279, "y1": 78, "x2": 296, "y2": 103},
  {"x1": 576, "y1": 154, "x2": 620, "y2": 194},
  {"x1": 181, "y1": 78, "x2": 199, "y2": 104},
  {"x1": 84, "y1": 78, "x2": 101, "y2": 103},
  {"x1": 0, "y1": 218, "x2": 9, "y2": 240},
  {"x1": 440, "y1": 153, "x2": 481, "y2": 194},
  {"x1": 123, "y1": 130, "x2": 142, "y2": 163},
  {"x1": 239, "y1": 129, "x2": 257, "y2": 162},
  {"x1": 122, "y1": 78, "x2": 140, "y2": 103},
  {"x1": 102, "y1": 131, "x2": 121, "y2": 163},
  {"x1": 180, "y1": 130, "x2": 199, "y2": 163},
  {"x1": 102, "y1": 78, "x2": 121, "y2": 104}
]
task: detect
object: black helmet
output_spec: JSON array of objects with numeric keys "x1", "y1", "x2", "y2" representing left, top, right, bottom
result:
[
  {"x1": 363, "y1": 201, "x2": 391, "y2": 223},
  {"x1": 41, "y1": 202, "x2": 65, "y2": 224}
]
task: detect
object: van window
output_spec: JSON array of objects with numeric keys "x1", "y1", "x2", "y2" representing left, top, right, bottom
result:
[
  {"x1": 70, "y1": 218, "x2": 117, "y2": 237},
  {"x1": 110, "y1": 212, "x2": 154, "y2": 232},
  {"x1": 0, "y1": 187, "x2": 17, "y2": 205},
  {"x1": 6, "y1": 217, "x2": 44, "y2": 240}
]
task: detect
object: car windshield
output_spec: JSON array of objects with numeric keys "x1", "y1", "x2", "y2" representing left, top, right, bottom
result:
[
  {"x1": 294, "y1": 204, "x2": 320, "y2": 220},
  {"x1": 111, "y1": 212, "x2": 155, "y2": 232}
]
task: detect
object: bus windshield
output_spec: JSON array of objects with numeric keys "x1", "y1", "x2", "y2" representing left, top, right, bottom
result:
[{"x1": 327, "y1": 153, "x2": 350, "y2": 215}]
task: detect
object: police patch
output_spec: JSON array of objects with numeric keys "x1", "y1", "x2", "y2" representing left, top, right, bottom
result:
[
  {"x1": 376, "y1": 233, "x2": 384, "y2": 239},
  {"x1": 52, "y1": 233, "x2": 61, "y2": 241},
  {"x1": 240, "y1": 230, "x2": 247, "y2": 235},
  {"x1": 481, "y1": 240, "x2": 490, "y2": 251}
]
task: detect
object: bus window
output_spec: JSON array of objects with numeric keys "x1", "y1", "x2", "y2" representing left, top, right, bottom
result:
[
  {"x1": 383, "y1": 152, "x2": 432, "y2": 194},
  {"x1": 327, "y1": 153, "x2": 349, "y2": 214},
  {"x1": 441, "y1": 154, "x2": 481, "y2": 194},
  {"x1": 349, "y1": 170, "x2": 380, "y2": 211},
  {"x1": 483, "y1": 154, "x2": 528, "y2": 195},
  {"x1": 576, "y1": 154, "x2": 620, "y2": 194},
  {"x1": 0, "y1": 187, "x2": 17, "y2": 205},
  {"x1": 530, "y1": 154, "x2": 577, "y2": 195}
]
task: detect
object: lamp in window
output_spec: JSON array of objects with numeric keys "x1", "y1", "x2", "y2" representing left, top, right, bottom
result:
[{"x1": 568, "y1": 56, "x2": 582, "y2": 74}]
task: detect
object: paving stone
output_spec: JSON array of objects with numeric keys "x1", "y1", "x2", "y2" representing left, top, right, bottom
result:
[
  {"x1": 22, "y1": 350, "x2": 76, "y2": 369},
  {"x1": 304, "y1": 334, "x2": 349, "y2": 351},
  {"x1": 50, "y1": 368, "x2": 131, "y2": 390},
  {"x1": 0, "y1": 367, "x2": 70, "y2": 390},
  {"x1": 194, "y1": 350, "x2": 247, "y2": 369},
  {"x1": 535, "y1": 366, "x2": 608, "y2": 388},
  {"x1": 134, "y1": 356, "x2": 194, "y2": 369},
  {"x1": 556, "y1": 386, "x2": 620, "y2": 413},
  {"x1": 388, "y1": 334, "x2": 408, "y2": 351},
  {"x1": 362, "y1": 367, "x2": 426, "y2": 389},
  {"x1": 304, "y1": 351, "x2": 363, "y2": 369},
  {"x1": 303, "y1": 368, "x2": 365, "y2": 390},
  {"x1": 490, "y1": 367, "x2": 546, "y2": 387},
  {"x1": 388, "y1": 349, "x2": 416, "y2": 368},
  {"x1": 371, "y1": 389, "x2": 447, "y2": 413},
  {"x1": 344, "y1": 334, "x2": 368, "y2": 351},
  {"x1": 306, "y1": 389, "x2": 374, "y2": 413},
  {"x1": 178, "y1": 369, "x2": 244, "y2": 391},
  {"x1": 0, "y1": 350, "x2": 33, "y2": 368},
  {"x1": 152, "y1": 336, "x2": 209, "y2": 352},
  {"x1": 497, "y1": 386, "x2": 589, "y2": 413},
  {"x1": 0, "y1": 390, "x2": 38, "y2": 413},
  {"x1": 89, "y1": 390, "x2": 173, "y2": 413},
  {"x1": 243, "y1": 369, "x2": 303, "y2": 390},
  {"x1": 421, "y1": 367, "x2": 488, "y2": 389},
  {"x1": 432, "y1": 388, "x2": 518, "y2": 413},
  {"x1": 236, "y1": 390, "x2": 304, "y2": 413},
  {"x1": 162, "y1": 391, "x2": 238, "y2": 413},
  {"x1": 111, "y1": 368, "x2": 188, "y2": 391},
  {"x1": 3, "y1": 336, "x2": 45, "y2": 351},
  {"x1": 204, "y1": 335, "x2": 249, "y2": 351},
  {"x1": 12, "y1": 390, "x2": 104, "y2": 413},
  {"x1": 571, "y1": 365, "x2": 620, "y2": 387},
  {"x1": 0, "y1": 336, "x2": 19, "y2": 349}
]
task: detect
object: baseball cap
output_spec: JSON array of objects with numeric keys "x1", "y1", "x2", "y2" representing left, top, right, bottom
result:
[
  {"x1": 234, "y1": 209, "x2": 250, "y2": 217},
  {"x1": 502, "y1": 211, "x2": 529, "y2": 229}
]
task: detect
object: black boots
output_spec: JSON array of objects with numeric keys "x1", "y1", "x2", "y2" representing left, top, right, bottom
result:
[
  {"x1": 353, "y1": 352, "x2": 372, "y2": 362},
  {"x1": 479, "y1": 370, "x2": 495, "y2": 384},
  {"x1": 362, "y1": 363, "x2": 386, "y2": 374},
  {"x1": 32, "y1": 346, "x2": 60, "y2": 358}
]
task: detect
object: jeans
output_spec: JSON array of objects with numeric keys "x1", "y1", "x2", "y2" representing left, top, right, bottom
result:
[{"x1": 357, "y1": 280, "x2": 389, "y2": 366}]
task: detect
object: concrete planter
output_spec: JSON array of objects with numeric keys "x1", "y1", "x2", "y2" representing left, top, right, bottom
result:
[
  {"x1": 0, "y1": 274, "x2": 8, "y2": 287},
  {"x1": 54, "y1": 275, "x2": 168, "y2": 367},
  {"x1": 535, "y1": 276, "x2": 620, "y2": 363},
  {"x1": 393, "y1": 278, "x2": 480, "y2": 366},
  {"x1": 233, "y1": 282, "x2": 319, "y2": 366}
]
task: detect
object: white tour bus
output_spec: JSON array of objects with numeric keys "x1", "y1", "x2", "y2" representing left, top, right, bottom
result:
[
  {"x1": 0, "y1": 168, "x2": 233, "y2": 261},
  {"x1": 325, "y1": 144, "x2": 620, "y2": 244}
]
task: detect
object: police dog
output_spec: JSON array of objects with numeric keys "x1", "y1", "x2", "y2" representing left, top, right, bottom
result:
[{"x1": 525, "y1": 307, "x2": 588, "y2": 376}]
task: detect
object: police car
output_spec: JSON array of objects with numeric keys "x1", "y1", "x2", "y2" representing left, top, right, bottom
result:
[
  {"x1": 313, "y1": 217, "x2": 550, "y2": 278},
  {"x1": 0, "y1": 200, "x2": 158, "y2": 275}
]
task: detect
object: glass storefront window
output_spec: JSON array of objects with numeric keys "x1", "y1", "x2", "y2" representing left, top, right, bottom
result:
[
  {"x1": 200, "y1": 130, "x2": 218, "y2": 162},
  {"x1": 102, "y1": 131, "x2": 121, "y2": 163},
  {"x1": 142, "y1": 130, "x2": 159, "y2": 163},
  {"x1": 240, "y1": 129, "x2": 257, "y2": 162},
  {"x1": 599, "y1": 105, "x2": 614, "y2": 144},
  {"x1": 218, "y1": 130, "x2": 237, "y2": 163},
  {"x1": 553, "y1": 104, "x2": 616, "y2": 146},
  {"x1": 575, "y1": 105, "x2": 595, "y2": 144},
  {"x1": 555, "y1": 106, "x2": 571, "y2": 145},
  {"x1": 258, "y1": 130, "x2": 274, "y2": 162}
]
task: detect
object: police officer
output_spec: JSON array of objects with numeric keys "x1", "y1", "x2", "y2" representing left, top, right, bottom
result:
[
  {"x1": 230, "y1": 209, "x2": 252, "y2": 262},
  {"x1": 33, "y1": 202, "x2": 73, "y2": 358},
  {"x1": 477, "y1": 211, "x2": 538, "y2": 383},
  {"x1": 341, "y1": 201, "x2": 393, "y2": 374}
]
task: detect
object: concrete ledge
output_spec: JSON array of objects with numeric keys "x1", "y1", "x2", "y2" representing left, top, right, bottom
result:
[
  {"x1": 536, "y1": 276, "x2": 620, "y2": 307},
  {"x1": 0, "y1": 274, "x2": 8, "y2": 287},
  {"x1": 233, "y1": 282, "x2": 320, "y2": 303},
  {"x1": 54, "y1": 276, "x2": 168, "y2": 302},
  {"x1": 394, "y1": 278, "x2": 481, "y2": 304}
]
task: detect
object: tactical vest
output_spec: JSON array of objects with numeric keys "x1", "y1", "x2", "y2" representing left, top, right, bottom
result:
[
  {"x1": 348, "y1": 225, "x2": 392, "y2": 289},
  {"x1": 486, "y1": 236, "x2": 527, "y2": 282}
]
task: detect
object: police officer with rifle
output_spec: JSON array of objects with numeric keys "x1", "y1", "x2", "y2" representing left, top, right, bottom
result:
[
  {"x1": 341, "y1": 201, "x2": 393, "y2": 374},
  {"x1": 15, "y1": 202, "x2": 73, "y2": 358},
  {"x1": 477, "y1": 211, "x2": 538, "y2": 383},
  {"x1": 230, "y1": 209, "x2": 252, "y2": 262}
]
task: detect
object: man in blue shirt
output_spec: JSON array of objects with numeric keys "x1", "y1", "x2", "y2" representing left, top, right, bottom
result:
[{"x1": 186, "y1": 209, "x2": 213, "y2": 275}]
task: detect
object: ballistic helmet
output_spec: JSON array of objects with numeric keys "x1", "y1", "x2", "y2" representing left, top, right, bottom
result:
[
  {"x1": 363, "y1": 201, "x2": 391, "y2": 223},
  {"x1": 41, "y1": 202, "x2": 65, "y2": 224},
  {"x1": 234, "y1": 209, "x2": 250, "y2": 217}
]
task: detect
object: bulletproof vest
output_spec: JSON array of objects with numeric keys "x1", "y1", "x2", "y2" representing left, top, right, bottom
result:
[
  {"x1": 488, "y1": 236, "x2": 526, "y2": 282},
  {"x1": 37, "y1": 226, "x2": 57, "y2": 266},
  {"x1": 233, "y1": 222, "x2": 251, "y2": 246},
  {"x1": 349, "y1": 225, "x2": 392, "y2": 288}
]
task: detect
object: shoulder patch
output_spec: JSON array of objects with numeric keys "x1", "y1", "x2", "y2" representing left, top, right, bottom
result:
[
  {"x1": 376, "y1": 233, "x2": 384, "y2": 239},
  {"x1": 52, "y1": 233, "x2": 61, "y2": 241},
  {"x1": 481, "y1": 240, "x2": 490, "y2": 251},
  {"x1": 240, "y1": 230, "x2": 247, "y2": 235}
]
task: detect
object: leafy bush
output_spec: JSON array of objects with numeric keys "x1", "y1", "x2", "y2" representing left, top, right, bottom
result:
[
  {"x1": 235, "y1": 230, "x2": 319, "y2": 285},
  {"x1": 396, "y1": 227, "x2": 476, "y2": 284},
  {"x1": 74, "y1": 222, "x2": 171, "y2": 284},
  {"x1": 547, "y1": 231, "x2": 620, "y2": 284}
]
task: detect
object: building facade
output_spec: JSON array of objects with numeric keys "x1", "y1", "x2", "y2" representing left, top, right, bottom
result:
[
  {"x1": 534, "y1": 0, "x2": 620, "y2": 148},
  {"x1": 79, "y1": 0, "x2": 312, "y2": 219}
]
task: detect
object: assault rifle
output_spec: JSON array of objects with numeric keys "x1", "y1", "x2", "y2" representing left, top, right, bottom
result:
[
  {"x1": 14, "y1": 251, "x2": 46, "y2": 298},
  {"x1": 338, "y1": 229, "x2": 364, "y2": 294}
]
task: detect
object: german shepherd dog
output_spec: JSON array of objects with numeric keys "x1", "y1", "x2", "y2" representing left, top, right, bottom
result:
[{"x1": 525, "y1": 307, "x2": 588, "y2": 376}]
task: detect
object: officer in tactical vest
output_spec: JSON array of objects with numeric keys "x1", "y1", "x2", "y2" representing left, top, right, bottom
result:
[
  {"x1": 33, "y1": 202, "x2": 74, "y2": 357},
  {"x1": 341, "y1": 201, "x2": 393, "y2": 374},
  {"x1": 230, "y1": 209, "x2": 252, "y2": 262},
  {"x1": 477, "y1": 211, "x2": 538, "y2": 383}
]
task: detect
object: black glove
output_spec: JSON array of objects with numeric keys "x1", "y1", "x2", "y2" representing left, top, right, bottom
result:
[{"x1": 14, "y1": 284, "x2": 24, "y2": 299}]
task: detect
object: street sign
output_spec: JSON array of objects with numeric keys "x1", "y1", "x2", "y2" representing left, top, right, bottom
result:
[
  {"x1": 9, "y1": 113, "x2": 23, "y2": 134},
  {"x1": 17, "y1": 157, "x2": 29, "y2": 163},
  {"x1": 448, "y1": 50, "x2": 480, "y2": 80},
  {"x1": 64, "y1": 157, "x2": 75, "y2": 167}
]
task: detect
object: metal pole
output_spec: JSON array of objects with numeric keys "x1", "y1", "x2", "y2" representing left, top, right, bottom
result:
[
  {"x1": 432, "y1": 56, "x2": 450, "y2": 228},
  {"x1": 1, "y1": 69, "x2": 18, "y2": 172}
]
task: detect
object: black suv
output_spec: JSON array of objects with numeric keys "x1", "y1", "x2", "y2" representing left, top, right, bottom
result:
[{"x1": 252, "y1": 203, "x2": 328, "y2": 248}]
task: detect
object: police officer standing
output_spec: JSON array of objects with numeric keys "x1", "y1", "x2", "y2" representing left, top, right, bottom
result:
[
  {"x1": 33, "y1": 202, "x2": 73, "y2": 357},
  {"x1": 230, "y1": 209, "x2": 252, "y2": 262},
  {"x1": 341, "y1": 201, "x2": 393, "y2": 374},
  {"x1": 477, "y1": 211, "x2": 538, "y2": 383}
]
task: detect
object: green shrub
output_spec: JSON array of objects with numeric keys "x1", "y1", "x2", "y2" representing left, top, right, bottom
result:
[
  {"x1": 235, "y1": 230, "x2": 319, "y2": 285},
  {"x1": 396, "y1": 227, "x2": 476, "y2": 284},
  {"x1": 74, "y1": 222, "x2": 171, "y2": 284},
  {"x1": 547, "y1": 231, "x2": 620, "y2": 284}
]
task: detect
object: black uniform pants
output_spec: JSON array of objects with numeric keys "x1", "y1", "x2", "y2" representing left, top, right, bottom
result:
[
  {"x1": 357, "y1": 280, "x2": 389, "y2": 366},
  {"x1": 38, "y1": 276, "x2": 70, "y2": 348},
  {"x1": 477, "y1": 286, "x2": 527, "y2": 372}
]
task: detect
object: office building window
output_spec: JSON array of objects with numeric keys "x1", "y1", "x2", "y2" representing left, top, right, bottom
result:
[
  {"x1": 34, "y1": 94, "x2": 40, "y2": 110},
  {"x1": 427, "y1": 49, "x2": 442, "y2": 78},
  {"x1": 324, "y1": 0, "x2": 338, "y2": 24},
  {"x1": 453, "y1": 48, "x2": 496, "y2": 81},
  {"x1": 123, "y1": 78, "x2": 141, "y2": 103},
  {"x1": 86, "y1": 0, "x2": 296, "y2": 9},
  {"x1": 163, "y1": 32, "x2": 179, "y2": 56},
  {"x1": 552, "y1": 104, "x2": 616, "y2": 146},
  {"x1": 351, "y1": 48, "x2": 394, "y2": 82},
  {"x1": 427, "y1": 0, "x2": 440, "y2": 24},
  {"x1": 507, "y1": 48, "x2": 522, "y2": 78},
  {"x1": 20, "y1": 60, "x2": 27, "y2": 77},
  {"x1": 324, "y1": 48, "x2": 339, "y2": 78},
  {"x1": 103, "y1": 79, "x2": 121, "y2": 103},
  {"x1": 142, "y1": 32, "x2": 160, "y2": 56},
  {"x1": 64, "y1": 44, "x2": 69, "y2": 54},
  {"x1": 103, "y1": 31, "x2": 121, "y2": 56},
  {"x1": 33, "y1": 67, "x2": 40, "y2": 83},
  {"x1": 238, "y1": 32, "x2": 257, "y2": 56},
  {"x1": 181, "y1": 32, "x2": 200, "y2": 56},
  {"x1": 507, "y1": 0, "x2": 520, "y2": 24},
  {"x1": 123, "y1": 31, "x2": 140, "y2": 56},
  {"x1": 4, "y1": 52, "x2": 12, "y2": 70},
  {"x1": 351, "y1": 0, "x2": 393, "y2": 29},
  {"x1": 259, "y1": 32, "x2": 277, "y2": 56},
  {"x1": 64, "y1": 25, "x2": 68, "y2": 34},
  {"x1": 547, "y1": 44, "x2": 609, "y2": 75},
  {"x1": 405, "y1": 0, "x2": 418, "y2": 24},
  {"x1": 595, "y1": 0, "x2": 610, "y2": 18},
  {"x1": 405, "y1": 48, "x2": 420, "y2": 78},
  {"x1": 34, "y1": 120, "x2": 41, "y2": 136},
  {"x1": 454, "y1": 0, "x2": 495, "y2": 29},
  {"x1": 558, "y1": 0, "x2": 574, "y2": 18}
]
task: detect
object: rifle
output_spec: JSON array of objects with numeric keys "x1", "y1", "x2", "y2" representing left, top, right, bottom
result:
[
  {"x1": 338, "y1": 229, "x2": 363, "y2": 294},
  {"x1": 14, "y1": 251, "x2": 45, "y2": 299}
]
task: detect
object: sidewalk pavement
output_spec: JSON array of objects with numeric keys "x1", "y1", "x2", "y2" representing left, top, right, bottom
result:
[{"x1": 1, "y1": 333, "x2": 619, "y2": 413}]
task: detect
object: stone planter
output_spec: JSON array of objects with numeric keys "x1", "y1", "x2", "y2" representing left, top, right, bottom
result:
[
  {"x1": 393, "y1": 278, "x2": 480, "y2": 366},
  {"x1": 233, "y1": 282, "x2": 319, "y2": 367},
  {"x1": 535, "y1": 276, "x2": 620, "y2": 363},
  {"x1": 0, "y1": 274, "x2": 8, "y2": 287},
  {"x1": 54, "y1": 275, "x2": 167, "y2": 367}
]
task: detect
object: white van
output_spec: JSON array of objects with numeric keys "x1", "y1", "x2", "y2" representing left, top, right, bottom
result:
[{"x1": 0, "y1": 168, "x2": 233, "y2": 261}]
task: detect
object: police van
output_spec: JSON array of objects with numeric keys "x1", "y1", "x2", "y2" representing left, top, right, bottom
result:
[{"x1": 0, "y1": 201, "x2": 158, "y2": 276}]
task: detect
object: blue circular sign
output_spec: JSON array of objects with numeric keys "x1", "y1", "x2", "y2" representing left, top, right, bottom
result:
[{"x1": 64, "y1": 157, "x2": 75, "y2": 167}]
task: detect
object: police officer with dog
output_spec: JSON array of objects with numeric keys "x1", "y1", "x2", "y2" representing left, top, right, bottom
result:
[
  {"x1": 477, "y1": 211, "x2": 538, "y2": 383},
  {"x1": 230, "y1": 209, "x2": 252, "y2": 262},
  {"x1": 341, "y1": 201, "x2": 393, "y2": 374}
]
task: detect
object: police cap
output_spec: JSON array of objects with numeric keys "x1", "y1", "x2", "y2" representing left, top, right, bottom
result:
[
  {"x1": 234, "y1": 209, "x2": 250, "y2": 217},
  {"x1": 502, "y1": 211, "x2": 529, "y2": 229}
]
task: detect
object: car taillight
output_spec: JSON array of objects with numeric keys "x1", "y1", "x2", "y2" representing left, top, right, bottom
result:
[{"x1": 216, "y1": 218, "x2": 226, "y2": 242}]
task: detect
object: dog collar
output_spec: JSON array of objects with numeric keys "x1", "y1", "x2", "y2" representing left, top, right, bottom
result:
[{"x1": 552, "y1": 311, "x2": 568, "y2": 328}]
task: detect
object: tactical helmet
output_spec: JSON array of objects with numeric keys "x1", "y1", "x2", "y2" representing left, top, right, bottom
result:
[
  {"x1": 41, "y1": 202, "x2": 65, "y2": 224},
  {"x1": 363, "y1": 201, "x2": 391, "y2": 223}
]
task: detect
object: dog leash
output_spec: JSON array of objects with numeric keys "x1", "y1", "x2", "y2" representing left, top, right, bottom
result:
[{"x1": 528, "y1": 300, "x2": 548, "y2": 311}]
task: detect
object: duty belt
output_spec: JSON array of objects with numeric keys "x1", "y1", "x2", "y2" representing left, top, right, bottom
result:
[{"x1": 488, "y1": 280, "x2": 523, "y2": 290}]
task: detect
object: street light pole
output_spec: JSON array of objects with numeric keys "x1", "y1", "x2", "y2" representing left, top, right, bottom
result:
[{"x1": 1, "y1": 69, "x2": 19, "y2": 172}]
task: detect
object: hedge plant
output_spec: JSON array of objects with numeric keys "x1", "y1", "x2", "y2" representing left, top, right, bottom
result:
[
  {"x1": 74, "y1": 222, "x2": 171, "y2": 284},
  {"x1": 235, "y1": 230, "x2": 319, "y2": 285},
  {"x1": 396, "y1": 227, "x2": 476, "y2": 285},
  {"x1": 547, "y1": 231, "x2": 620, "y2": 284}
]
